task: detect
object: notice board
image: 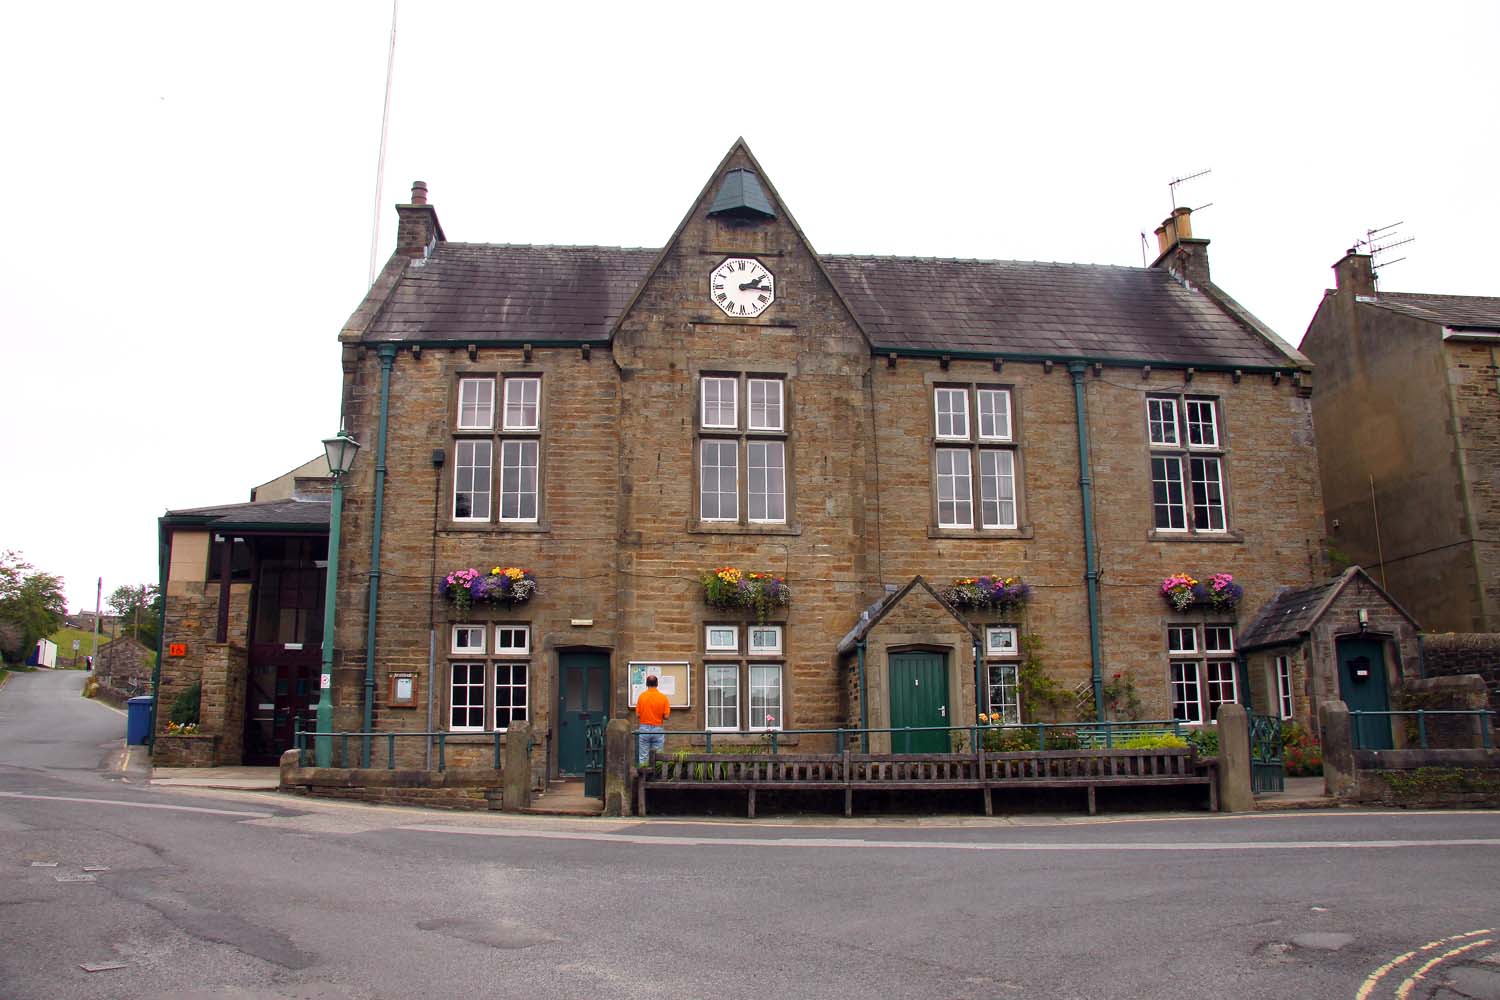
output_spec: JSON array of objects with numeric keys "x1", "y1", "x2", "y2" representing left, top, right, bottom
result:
[{"x1": 628, "y1": 661, "x2": 691, "y2": 709}]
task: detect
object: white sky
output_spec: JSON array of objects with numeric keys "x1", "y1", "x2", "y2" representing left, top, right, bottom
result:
[{"x1": 3, "y1": 1, "x2": 1496, "y2": 612}]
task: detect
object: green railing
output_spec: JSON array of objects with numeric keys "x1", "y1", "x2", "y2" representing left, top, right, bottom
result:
[
  {"x1": 1349, "y1": 710, "x2": 1497, "y2": 750},
  {"x1": 293, "y1": 727, "x2": 508, "y2": 771},
  {"x1": 631, "y1": 719, "x2": 1186, "y2": 756}
]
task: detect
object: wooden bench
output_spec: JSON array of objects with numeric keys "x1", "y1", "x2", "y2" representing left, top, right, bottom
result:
[{"x1": 636, "y1": 747, "x2": 1217, "y2": 817}]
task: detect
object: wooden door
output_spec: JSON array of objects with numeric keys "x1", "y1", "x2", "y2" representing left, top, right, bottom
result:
[
  {"x1": 1337, "y1": 637, "x2": 1393, "y2": 750},
  {"x1": 557, "y1": 652, "x2": 609, "y2": 775},
  {"x1": 888, "y1": 651, "x2": 950, "y2": 753}
]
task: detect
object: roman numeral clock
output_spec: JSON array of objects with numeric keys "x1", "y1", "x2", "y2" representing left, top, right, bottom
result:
[{"x1": 709, "y1": 257, "x2": 775, "y2": 318}]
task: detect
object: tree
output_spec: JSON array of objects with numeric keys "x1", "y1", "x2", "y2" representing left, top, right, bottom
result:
[
  {"x1": 107, "y1": 583, "x2": 161, "y2": 649},
  {"x1": 0, "y1": 551, "x2": 67, "y2": 663}
]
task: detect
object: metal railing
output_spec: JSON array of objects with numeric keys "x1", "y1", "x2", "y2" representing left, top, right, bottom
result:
[
  {"x1": 1349, "y1": 709, "x2": 1498, "y2": 750},
  {"x1": 631, "y1": 719, "x2": 1187, "y2": 756},
  {"x1": 293, "y1": 727, "x2": 508, "y2": 771}
]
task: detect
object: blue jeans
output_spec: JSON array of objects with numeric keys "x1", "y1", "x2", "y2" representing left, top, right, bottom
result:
[{"x1": 637, "y1": 724, "x2": 664, "y2": 765}]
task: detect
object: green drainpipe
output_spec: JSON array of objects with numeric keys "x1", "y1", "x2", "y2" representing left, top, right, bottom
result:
[
  {"x1": 362, "y1": 344, "x2": 398, "y2": 765},
  {"x1": 1068, "y1": 362, "x2": 1105, "y2": 723}
]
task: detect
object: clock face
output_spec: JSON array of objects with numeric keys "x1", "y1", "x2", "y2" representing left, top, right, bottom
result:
[{"x1": 709, "y1": 257, "x2": 775, "y2": 318}]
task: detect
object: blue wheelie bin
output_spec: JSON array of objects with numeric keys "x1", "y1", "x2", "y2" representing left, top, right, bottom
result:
[{"x1": 126, "y1": 696, "x2": 154, "y2": 745}]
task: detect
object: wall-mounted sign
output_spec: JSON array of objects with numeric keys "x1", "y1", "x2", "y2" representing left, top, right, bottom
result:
[
  {"x1": 628, "y1": 661, "x2": 691, "y2": 709},
  {"x1": 167, "y1": 643, "x2": 187, "y2": 658},
  {"x1": 388, "y1": 672, "x2": 417, "y2": 708}
]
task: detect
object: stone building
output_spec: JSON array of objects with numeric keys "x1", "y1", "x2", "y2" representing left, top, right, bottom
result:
[
  {"x1": 313, "y1": 140, "x2": 1326, "y2": 779},
  {"x1": 1302, "y1": 252, "x2": 1500, "y2": 633}
]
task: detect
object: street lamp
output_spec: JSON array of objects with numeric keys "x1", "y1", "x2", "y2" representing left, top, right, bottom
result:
[{"x1": 316, "y1": 430, "x2": 361, "y2": 767}]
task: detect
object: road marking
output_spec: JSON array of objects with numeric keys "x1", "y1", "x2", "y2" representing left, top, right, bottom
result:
[
  {"x1": 0, "y1": 791, "x2": 272, "y2": 819},
  {"x1": 396, "y1": 824, "x2": 1500, "y2": 853},
  {"x1": 1355, "y1": 929, "x2": 1493, "y2": 1000},
  {"x1": 1396, "y1": 938, "x2": 1494, "y2": 999}
]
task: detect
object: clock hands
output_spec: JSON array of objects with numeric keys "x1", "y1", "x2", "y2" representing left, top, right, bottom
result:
[{"x1": 739, "y1": 275, "x2": 770, "y2": 292}]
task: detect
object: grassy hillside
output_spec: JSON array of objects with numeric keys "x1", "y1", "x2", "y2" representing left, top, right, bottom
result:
[{"x1": 46, "y1": 627, "x2": 114, "y2": 665}]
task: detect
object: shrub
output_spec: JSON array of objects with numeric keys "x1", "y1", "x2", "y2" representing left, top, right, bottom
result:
[
  {"x1": 169, "y1": 682, "x2": 200, "y2": 726},
  {"x1": 1120, "y1": 733, "x2": 1188, "y2": 749},
  {"x1": 1185, "y1": 726, "x2": 1219, "y2": 757},
  {"x1": 1282, "y1": 721, "x2": 1323, "y2": 777}
]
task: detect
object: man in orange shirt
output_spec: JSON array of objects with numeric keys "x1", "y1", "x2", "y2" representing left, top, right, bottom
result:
[{"x1": 635, "y1": 674, "x2": 670, "y2": 765}]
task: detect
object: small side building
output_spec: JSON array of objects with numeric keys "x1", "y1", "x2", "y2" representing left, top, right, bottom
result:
[{"x1": 1236, "y1": 566, "x2": 1421, "y2": 748}]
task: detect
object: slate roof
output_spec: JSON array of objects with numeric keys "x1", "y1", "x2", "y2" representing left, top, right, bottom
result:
[
  {"x1": 1364, "y1": 292, "x2": 1500, "y2": 330},
  {"x1": 1235, "y1": 578, "x2": 1344, "y2": 651},
  {"x1": 360, "y1": 243, "x2": 1298, "y2": 367},
  {"x1": 162, "y1": 497, "x2": 330, "y2": 530}
]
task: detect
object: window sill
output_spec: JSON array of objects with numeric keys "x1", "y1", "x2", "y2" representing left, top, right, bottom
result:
[
  {"x1": 928, "y1": 525, "x2": 1034, "y2": 540},
  {"x1": 440, "y1": 732, "x2": 511, "y2": 744},
  {"x1": 691, "y1": 733, "x2": 800, "y2": 747},
  {"x1": 442, "y1": 522, "x2": 552, "y2": 535},
  {"x1": 690, "y1": 523, "x2": 802, "y2": 537},
  {"x1": 1147, "y1": 529, "x2": 1245, "y2": 544}
]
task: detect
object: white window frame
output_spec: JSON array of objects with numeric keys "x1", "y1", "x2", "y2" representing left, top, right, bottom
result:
[
  {"x1": 495, "y1": 625, "x2": 530, "y2": 655},
  {"x1": 1149, "y1": 395, "x2": 1227, "y2": 534},
  {"x1": 977, "y1": 388, "x2": 1012, "y2": 442},
  {"x1": 934, "y1": 387, "x2": 970, "y2": 440},
  {"x1": 706, "y1": 663, "x2": 740, "y2": 731},
  {"x1": 1205, "y1": 660, "x2": 1238, "y2": 718},
  {"x1": 453, "y1": 440, "x2": 493, "y2": 522},
  {"x1": 1171, "y1": 661, "x2": 1202, "y2": 724},
  {"x1": 986, "y1": 626, "x2": 1019, "y2": 656},
  {"x1": 502, "y1": 376, "x2": 541, "y2": 432},
  {"x1": 747, "y1": 440, "x2": 786, "y2": 523},
  {"x1": 748, "y1": 663, "x2": 783, "y2": 731},
  {"x1": 499, "y1": 439, "x2": 540, "y2": 523},
  {"x1": 749, "y1": 625, "x2": 783, "y2": 655},
  {"x1": 1168, "y1": 624, "x2": 1198, "y2": 654},
  {"x1": 705, "y1": 625, "x2": 739, "y2": 652},
  {"x1": 1204, "y1": 625, "x2": 1234, "y2": 656},
  {"x1": 1189, "y1": 456, "x2": 1227, "y2": 532},
  {"x1": 1151, "y1": 455, "x2": 1188, "y2": 532},
  {"x1": 492, "y1": 660, "x2": 529, "y2": 732},
  {"x1": 978, "y1": 449, "x2": 1017, "y2": 529},
  {"x1": 936, "y1": 448, "x2": 975, "y2": 528},
  {"x1": 457, "y1": 378, "x2": 495, "y2": 430},
  {"x1": 1275, "y1": 655, "x2": 1294, "y2": 720},
  {"x1": 748, "y1": 378, "x2": 784, "y2": 432},
  {"x1": 1147, "y1": 397, "x2": 1179, "y2": 447},
  {"x1": 450, "y1": 662, "x2": 486, "y2": 732},
  {"x1": 701, "y1": 377, "x2": 738, "y2": 429},
  {"x1": 1185, "y1": 398, "x2": 1219, "y2": 449},
  {"x1": 451, "y1": 624, "x2": 486, "y2": 656},
  {"x1": 986, "y1": 662, "x2": 1021, "y2": 725},
  {"x1": 700, "y1": 439, "x2": 739, "y2": 521}
]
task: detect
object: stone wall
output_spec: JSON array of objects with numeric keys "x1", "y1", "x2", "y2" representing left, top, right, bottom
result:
[
  {"x1": 279, "y1": 752, "x2": 504, "y2": 810},
  {"x1": 1445, "y1": 340, "x2": 1500, "y2": 630},
  {"x1": 153, "y1": 734, "x2": 218, "y2": 767},
  {"x1": 1304, "y1": 574, "x2": 1422, "y2": 737},
  {"x1": 93, "y1": 637, "x2": 153, "y2": 701},
  {"x1": 1422, "y1": 633, "x2": 1500, "y2": 712}
]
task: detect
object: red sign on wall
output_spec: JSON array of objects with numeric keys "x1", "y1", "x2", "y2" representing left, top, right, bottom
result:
[{"x1": 168, "y1": 643, "x2": 187, "y2": 658}]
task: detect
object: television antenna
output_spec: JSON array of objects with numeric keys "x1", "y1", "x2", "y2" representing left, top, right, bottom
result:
[
  {"x1": 1355, "y1": 222, "x2": 1414, "y2": 281},
  {"x1": 1168, "y1": 168, "x2": 1212, "y2": 210}
]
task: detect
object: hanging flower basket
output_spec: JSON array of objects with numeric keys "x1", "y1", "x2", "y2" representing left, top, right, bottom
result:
[
  {"x1": 1161, "y1": 572, "x2": 1242, "y2": 612},
  {"x1": 939, "y1": 575, "x2": 1031, "y2": 610},
  {"x1": 439, "y1": 566, "x2": 537, "y2": 613},
  {"x1": 700, "y1": 567, "x2": 791, "y2": 623}
]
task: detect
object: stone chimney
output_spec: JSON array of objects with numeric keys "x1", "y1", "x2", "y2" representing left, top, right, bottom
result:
[
  {"x1": 1150, "y1": 205, "x2": 1211, "y2": 287},
  {"x1": 395, "y1": 180, "x2": 446, "y2": 259},
  {"x1": 1332, "y1": 249, "x2": 1375, "y2": 298}
]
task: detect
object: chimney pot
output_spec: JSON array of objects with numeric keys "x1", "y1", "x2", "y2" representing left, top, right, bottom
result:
[
  {"x1": 410, "y1": 181, "x2": 428, "y2": 206},
  {"x1": 1155, "y1": 225, "x2": 1169, "y2": 255},
  {"x1": 1171, "y1": 206, "x2": 1193, "y2": 240}
]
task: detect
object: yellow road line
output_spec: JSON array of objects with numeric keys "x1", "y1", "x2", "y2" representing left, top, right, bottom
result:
[
  {"x1": 1355, "y1": 929, "x2": 1493, "y2": 1000},
  {"x1": 1395, "y1": 938, "x2": 1494, "y2": 1000}
]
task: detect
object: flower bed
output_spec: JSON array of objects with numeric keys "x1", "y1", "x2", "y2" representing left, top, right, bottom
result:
[
  {"x1": 1161, "y1": 572, "x2": 1242, "y2": 612},
  {"x1": 939, "y1": 575, "x2": 1031, "y2": 610},
  {"x1": 440, "y1": 566, "x2": 537, "y2": 613},
  {"x1": 701, "y1": 567, "x2": 790, "y2": 622}
]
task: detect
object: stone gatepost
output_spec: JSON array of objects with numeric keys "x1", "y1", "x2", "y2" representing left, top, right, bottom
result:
[
  {"x1": 1319, "y1": 700, "x2": 1356, "y2": 799},
  {"x1": 1216, "y1": 704, "x2": 1255, "y2": 812},
  {"x1": 603, "y1": 719, "x2": 634, "y2": 817},
  {"x1": 502, "y1": 720, "x2": 533, "y2": 813}
]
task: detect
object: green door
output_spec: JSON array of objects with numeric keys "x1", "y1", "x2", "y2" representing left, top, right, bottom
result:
[
  {"x1": 558, "y1": 652, "x2": 609, "y2": 775},
  {"x1": 1337, "y1": 637, "x2": 1392, "y2": 750},
  {"x1": 889, "y1": 651, "x2": 950, "y2": 753}
]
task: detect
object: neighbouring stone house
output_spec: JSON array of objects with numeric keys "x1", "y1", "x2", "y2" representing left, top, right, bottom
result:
[
  {"x1": 306, "y1": 140, "x2": 1327, "y2": 780},
  {"x1": 1301, "y1": 254, "x2": 1500, "y2": 633},
  {"x1": 93, "y1": 635, "x2": 154, "y2": 702}
]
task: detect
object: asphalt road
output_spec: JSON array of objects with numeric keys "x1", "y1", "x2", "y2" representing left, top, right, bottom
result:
[{"x1": 3, "y1": 668, "x2": 1499, "y2": 1000}]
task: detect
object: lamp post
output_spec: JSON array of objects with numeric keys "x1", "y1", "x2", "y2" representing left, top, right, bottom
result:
[{"x1": 317, "y1": 431, "x2": 361, "y2": 767}]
